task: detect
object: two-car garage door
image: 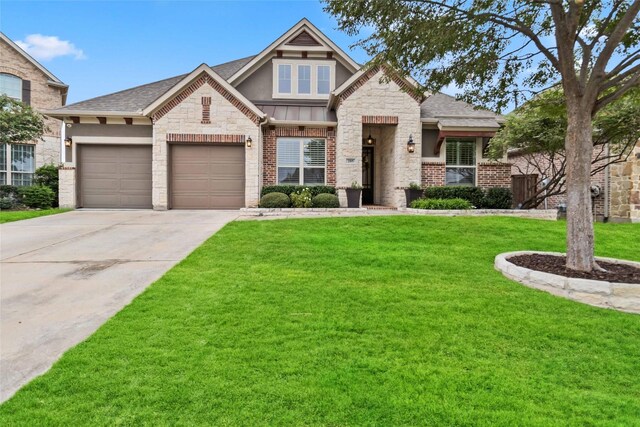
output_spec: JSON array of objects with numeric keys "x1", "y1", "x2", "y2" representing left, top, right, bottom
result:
[{"x1": 77, "y1": 144, "x2": 245, "y2": 209}]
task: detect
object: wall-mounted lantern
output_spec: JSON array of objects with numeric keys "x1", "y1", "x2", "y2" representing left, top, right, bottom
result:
[
  {"x1": 407, "y1": 134, "x2": 415, "y2": 153},
  {"x1": 246, "y1": 136, "x2": 253, "y2": 148},
  {"x1": 64, "y1": 137, "x2": 73, "y2": 147}
]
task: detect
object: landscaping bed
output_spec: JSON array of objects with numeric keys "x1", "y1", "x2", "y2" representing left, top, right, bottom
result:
[{"x1": 510, "y1": 253, "x2": 640, "y2": 284}]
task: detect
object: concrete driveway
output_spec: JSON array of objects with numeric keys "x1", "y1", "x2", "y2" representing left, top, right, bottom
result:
[{"x1": 0, "y1": 210, "x2": 238, "y2": 402}]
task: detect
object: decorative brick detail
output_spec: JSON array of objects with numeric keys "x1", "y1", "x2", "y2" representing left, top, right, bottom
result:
[
  {"x1": 477, "y1": 162, "x2": 512, "y2": 188},
  {"x1": 339, "y1": 65, "x2": 424, "y2": 105},
  {"x1": 362, "y1": 115, "x2": 398, "y2": 125},
  {"x1": 166, "y1": 133, "x2": 245, "y2": 144},
  {"x1": 58, "y1": 166, "x2": 76, "y2": 170},
  {"x1": 262, "y1": 127, "x2": 336, "y2": 186},
  {"x1": 152, "y1": 73, "x2": 260, "y2": 124},
  {"x1": 422, "y1": 162, "x2": 446, "y2": 187},
  {"x1": 201, "y1": 96, "x2": 211, "y2": 124}
]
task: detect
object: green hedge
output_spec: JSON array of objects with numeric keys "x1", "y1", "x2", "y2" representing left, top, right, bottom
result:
[
  {"x1": 410, "y1": 198, "x2": 474, "y2": 210},
  {"x1": 423, "y1": 186, "x2": 513, "y2": 209},
  {"x1": 19, "y1": 186, "x2": 55, "y2": 209},
  {"x1": 259, "y1": 192, "x2": 291, "y2": 208},
  {"x1": 312, "y1": 193, "x2": 340, "y2": 208},
  {"x1": 261, "y1": 185, "x2": 336, "y2": 197}
]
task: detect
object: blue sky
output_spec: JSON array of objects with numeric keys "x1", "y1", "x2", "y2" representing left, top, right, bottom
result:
[{"x1": 1, "y1": 0, "x2": 376, "y2": 104}]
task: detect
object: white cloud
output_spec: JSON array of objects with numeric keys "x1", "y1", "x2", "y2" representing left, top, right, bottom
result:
[{"x1": 15, "y1": 34, "x2": 85, "y2": 61}]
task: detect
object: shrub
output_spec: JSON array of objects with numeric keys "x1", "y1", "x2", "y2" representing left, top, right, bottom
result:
[
  {"x1": 0, "y1": 185, "x2": 19, "y2": 199},
  {"x1": 423, "y1": 186, "x2": 485, "y2": 207},
  {"x1": 259, "y1": 192, "x2": 290, "y2": 208},
  {"x1": 0, "y1": 197, "x2": 14, "y2": 210},
  {"x1": 261, "y1": 185, "x2": 336, "y2": 197},
  {"x1": 35, "y1": 164, "x2": 60, "y2": 207},
  {"x1": 483, "y1": 187, "x2": 513, "y2": 209},
  {"x1": 410, "y1": 198, "x2": 474, "y2": 210},
  {"x1": 312, "y1": 193, "x2": 340, "y2": 208},
  {"x1": 290, "y1": 188, "x2": 313, "y2": 208},
  {"x1": 18, "y1": 185, "x2": 55, "y2": 209}
]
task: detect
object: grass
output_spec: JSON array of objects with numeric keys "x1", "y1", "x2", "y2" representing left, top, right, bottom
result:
[
  {"x1": 0, "y1": 208, "x2": 70, "y2": 224},
  {"x1": 1, "y1": 216, "x2": 639, "y2": 425}
]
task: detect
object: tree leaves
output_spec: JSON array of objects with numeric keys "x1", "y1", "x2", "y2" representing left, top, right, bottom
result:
[{"x1": 0, "y1": 95, "x2": 48, "y2": 145}]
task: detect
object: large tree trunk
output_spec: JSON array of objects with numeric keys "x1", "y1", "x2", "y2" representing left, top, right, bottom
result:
[{"x1": 565, "y1": 101, "x2": 596, "y2": 272}]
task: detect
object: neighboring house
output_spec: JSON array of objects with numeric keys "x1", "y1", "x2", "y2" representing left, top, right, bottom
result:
[
  {"x1": 0, "y1": 32, "x2": 68, "y2": 186},
  {"x1": 509, "y1": 140, "x2": 640, "y2": 222},
  {"x1": 44, "y1": 19, "x2": 509, "y2": 210}
]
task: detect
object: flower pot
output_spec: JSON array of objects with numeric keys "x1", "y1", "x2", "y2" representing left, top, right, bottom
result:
[
  {"x1": 404, "y1": 188, "x2": 424, "y2": 207},
  {"x1": 345, "y1": 188, "x2": 362, "y2": 208}
]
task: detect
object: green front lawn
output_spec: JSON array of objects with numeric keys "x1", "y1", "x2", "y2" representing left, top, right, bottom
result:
[
  {"x1": 0, "y1": 208, "x2": 70, "y2": 224},
  {"x1": 1, "y1": 216, "x2": 639, "y2": 425}
]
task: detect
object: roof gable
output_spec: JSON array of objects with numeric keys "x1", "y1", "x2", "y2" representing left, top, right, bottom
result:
[
  {"x1": 228, "y1": 18, "x2": 360, "y2": 86},
  {"x1": 0, "y1": 32, "x2": 67, "y2": 87}
]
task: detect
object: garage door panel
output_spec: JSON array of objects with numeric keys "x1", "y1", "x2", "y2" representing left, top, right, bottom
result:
[
  {"x1": 170, "y1": 144, "x2": 245, "y2": 209},
  {"x1": 79, "y1": 145, "x2": 152, "y2": 209}
]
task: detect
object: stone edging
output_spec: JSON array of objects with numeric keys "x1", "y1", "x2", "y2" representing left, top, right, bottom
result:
[
  {"x1": 495, "y1": 251, "x2": 640, "y2": 314},
  {"x1": 399, "y1": 208, "x2": 557, "y2": 220}
]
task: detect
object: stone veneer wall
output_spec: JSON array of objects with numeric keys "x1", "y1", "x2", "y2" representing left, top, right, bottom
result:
[
  {"x1": 609, "y1": 141, "x2": 640, "y2": 222},
  {"x1": 262, "y1": 127, "x2": 336, "y2": 186},
  {"x1": 58, "y1": 166, "x2": 76, "y2": 208},
  {"x1": 335, "y1": 69, "x2": 422, "y2": 207},
  {"x1": 477, "y1": 162, "x2": 512, "y2": 188},
  {"x1": 152, "y1": 77, "x2": 260, "y2": 210}
]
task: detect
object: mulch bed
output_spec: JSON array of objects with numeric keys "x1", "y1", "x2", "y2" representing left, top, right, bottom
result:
[{"x1": 509, "y1": 254, "x2": 640, "y2": 284}]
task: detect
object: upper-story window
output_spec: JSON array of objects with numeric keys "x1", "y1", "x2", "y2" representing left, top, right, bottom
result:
[
  {"x1": 273, "y1": 59, "x2": 335, "y2": 99},
  {"x1": 0, "y1": 73, "x2": 22, "y2": 101}
]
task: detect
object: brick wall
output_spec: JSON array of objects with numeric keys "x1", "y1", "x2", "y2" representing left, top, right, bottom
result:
[
  {"x1": 421, "y1": 162, "x2": 445, "y2": 187},
  {"x1": 262, "y1": 126, "x2": 336, "y2": 186},
  {"x1": 477, "y1": 162, "x2": 512, "y2": 188}
]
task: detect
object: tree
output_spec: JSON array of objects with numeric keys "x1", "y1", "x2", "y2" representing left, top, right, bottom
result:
[
  {"x1": 0, "y1": 94, "x2": 47, "y2": 145},
  {"x1": 490, "y1": 88, "x2": 640, "y2": 209},
  {"x1": 324, "y1": 0, "x2": 640, "y2": 271}
]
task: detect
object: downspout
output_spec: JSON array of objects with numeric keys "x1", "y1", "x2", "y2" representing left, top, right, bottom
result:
[
  {"x1": 604, "y1": 143, "x2": 610, "y2": 222},
  {"x1": 257, "y1": 116, "x2": 269, "y2": 204},
  {"x1": 60, "y1": 121, "x2": 66, "y2": 163}
]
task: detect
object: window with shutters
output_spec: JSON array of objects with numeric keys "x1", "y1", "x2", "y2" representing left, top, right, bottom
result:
[
  {"x1": 445, "y1": 139, "x2": 476, "y2": 186},
  {"x1": 277, "y1": 138, "x2": 326, "y2": 185},
  {"x1": 0, "y1": 73, "x2": 22, "y2": 101}
]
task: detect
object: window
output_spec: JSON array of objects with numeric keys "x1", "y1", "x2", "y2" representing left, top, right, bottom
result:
[
  {"x1": 277, "y1": 138, "x2": 326, "y2": 185},
  {"x1": 11, "y1": 144, "x2": 35, "y2": 186},
  {"x1": 298, "y1": 65, "x2": 311, "y2": 94},
  {"x1": 0, "y1": 73, "x2": 22, "y2": 101},
  {"x1": 278, "y1": 64, "x2": 292, "y2": 94},
  {"x1": 0, "y1": 144, "x2": 6, "y2": 185},
  {"x1": 317, "y1": 65, "x2": 331, "y2": 95},
  {"x1": 446, "y1": 139, "x2": 476, "y2": 186}
]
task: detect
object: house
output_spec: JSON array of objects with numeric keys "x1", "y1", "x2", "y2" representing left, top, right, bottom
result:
[
  {"x1": 509, "y1": 140, "x2": 640, "y2": 222},
  {"x1": 44, "y1": 19, "x2": 509, "y2": 210},
  {"x1": 0, "y1": 32, "x2": 68, "y2": 186}
]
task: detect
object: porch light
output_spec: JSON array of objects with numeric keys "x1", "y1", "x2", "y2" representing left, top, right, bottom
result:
[
  {"x1": 407, "y1": 134, "x2": 415, "y2": 153},
  {"x1": 366, "y1": 133, "x2": 375, "y2": 145},
  {"x1": 246, "y1": 136, "x2": 252, "y2": 148},
  {"x1": 64, "y1": 137, "x2": 73, "y2": 147}
]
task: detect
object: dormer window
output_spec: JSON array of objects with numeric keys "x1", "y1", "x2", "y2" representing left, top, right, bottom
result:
[{"x1": 273, "y1": 59, "x2": 335, "y2": 99}]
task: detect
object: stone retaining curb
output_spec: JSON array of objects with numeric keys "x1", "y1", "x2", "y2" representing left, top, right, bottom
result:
[
  {"x1": 495, "y1": 251, "x2": 640, "y2": 314},
  {"x1": 399, "y1": 208, "x2": 557, "y2": 220}
]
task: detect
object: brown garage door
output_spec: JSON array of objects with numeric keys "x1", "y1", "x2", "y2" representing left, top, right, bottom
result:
[
  {"x1": 170, "y1": 144, "x2": 245, "y2": 209},
  {"x1": 78, "y1": 145, "x2": 152, "y2": 209}
]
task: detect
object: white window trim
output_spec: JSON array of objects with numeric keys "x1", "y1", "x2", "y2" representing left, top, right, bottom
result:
[
  {"x1": 1, "y1": 143, "x2": 36, "y2": 186},
  {"x1": 276, "y1": 137, "x2": 327, "y2": 185},
  {"x1": 445, "y1": 138, "x2": 477, "y2": 186},
  {"x1": 272, "y1": 59, "x2": 336, "y2": 99},
  {"x1": 0, "y1": 73, "x2": 23, "y2": 101}
]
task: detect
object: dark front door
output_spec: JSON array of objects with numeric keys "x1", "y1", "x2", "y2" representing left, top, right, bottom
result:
[{"x1": 362, "y1": 146, "x2": 374, "y2": 204}]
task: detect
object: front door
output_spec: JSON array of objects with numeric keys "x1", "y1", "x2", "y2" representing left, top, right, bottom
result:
[{"x1": 362, "y1": 146, "x2": 374, "y2": 205}]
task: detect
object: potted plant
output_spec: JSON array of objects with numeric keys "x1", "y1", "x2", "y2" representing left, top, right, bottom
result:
[
  {"x1": 404, "y1": 182, "x2": 424, "y2": 207},
  {"x1": 345, "y1": 181, "x2": 363, "y2": 208}
]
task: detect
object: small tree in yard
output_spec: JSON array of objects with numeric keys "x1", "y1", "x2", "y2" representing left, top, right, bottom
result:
[
  {"x1": 490, "y1": 88, "x2": 640, "y2": 209},
  {"x1": 0, "y1": 94, "x2": 47, "y2": 145},
  {"x1": 324, "y1": 0, "x2": 640, "y2": 271}
]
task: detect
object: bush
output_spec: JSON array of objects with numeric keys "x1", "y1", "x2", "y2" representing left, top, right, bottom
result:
[
  {"x1": 312, "y1": 193, "x2": 340, "y2": 208},
  {"x1": 261, "y1": 185, "x2": 336, "y2": 197},
  {"x1": 290, "y1": 188, "x2": 313, "y2": 208},
  {"x1": 483, "y1": 188, "x2": 513, "y2": 209},
  {"x1": 35, "y1": 164, "x2": 59, "y2": 207},
  {"x1": 0, "y1": 185, "x2": 19, "y2": 199},
  {"x1": 18, "y1": 185, "x2": 55, "y2": 209},
  {"x1": 410, "y1": 198, "x2": 474, "y2": 210},
  {"x1": 259, "y1": 192, "x2": 290, "y2": 208},
  {"x1": 423, "y1": 186, "x2": 485, "y2": 207},
  {"x1": 0, "y1": 197, "x2": 14, "y2": 210}
]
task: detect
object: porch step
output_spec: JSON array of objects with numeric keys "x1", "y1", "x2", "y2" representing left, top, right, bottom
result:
[{"x1": 364, "y1": 205, "x2": 398, "y2": 210}]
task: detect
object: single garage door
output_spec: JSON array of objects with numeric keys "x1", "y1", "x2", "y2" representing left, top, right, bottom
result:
[
  {"x1": 78, "y1": 145, "x2": 152, "y2": 209},
  {"x1": 170, "y1": 144, "x2": 245, "y2": 209}
]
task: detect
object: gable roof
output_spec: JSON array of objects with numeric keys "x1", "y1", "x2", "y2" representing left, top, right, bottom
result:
[
  {"x1": 421, "y1": 93, "x2": 504, "y2": 129},
  {"x1": 0, "y1": 32, "x2": 67, "y2": 88},
  {"x1": 227, "y1": 18, "x2": 360, "y2": 86},
  {"x1": 46, "y1": 56, "x2": 254, "y2": 116}
]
